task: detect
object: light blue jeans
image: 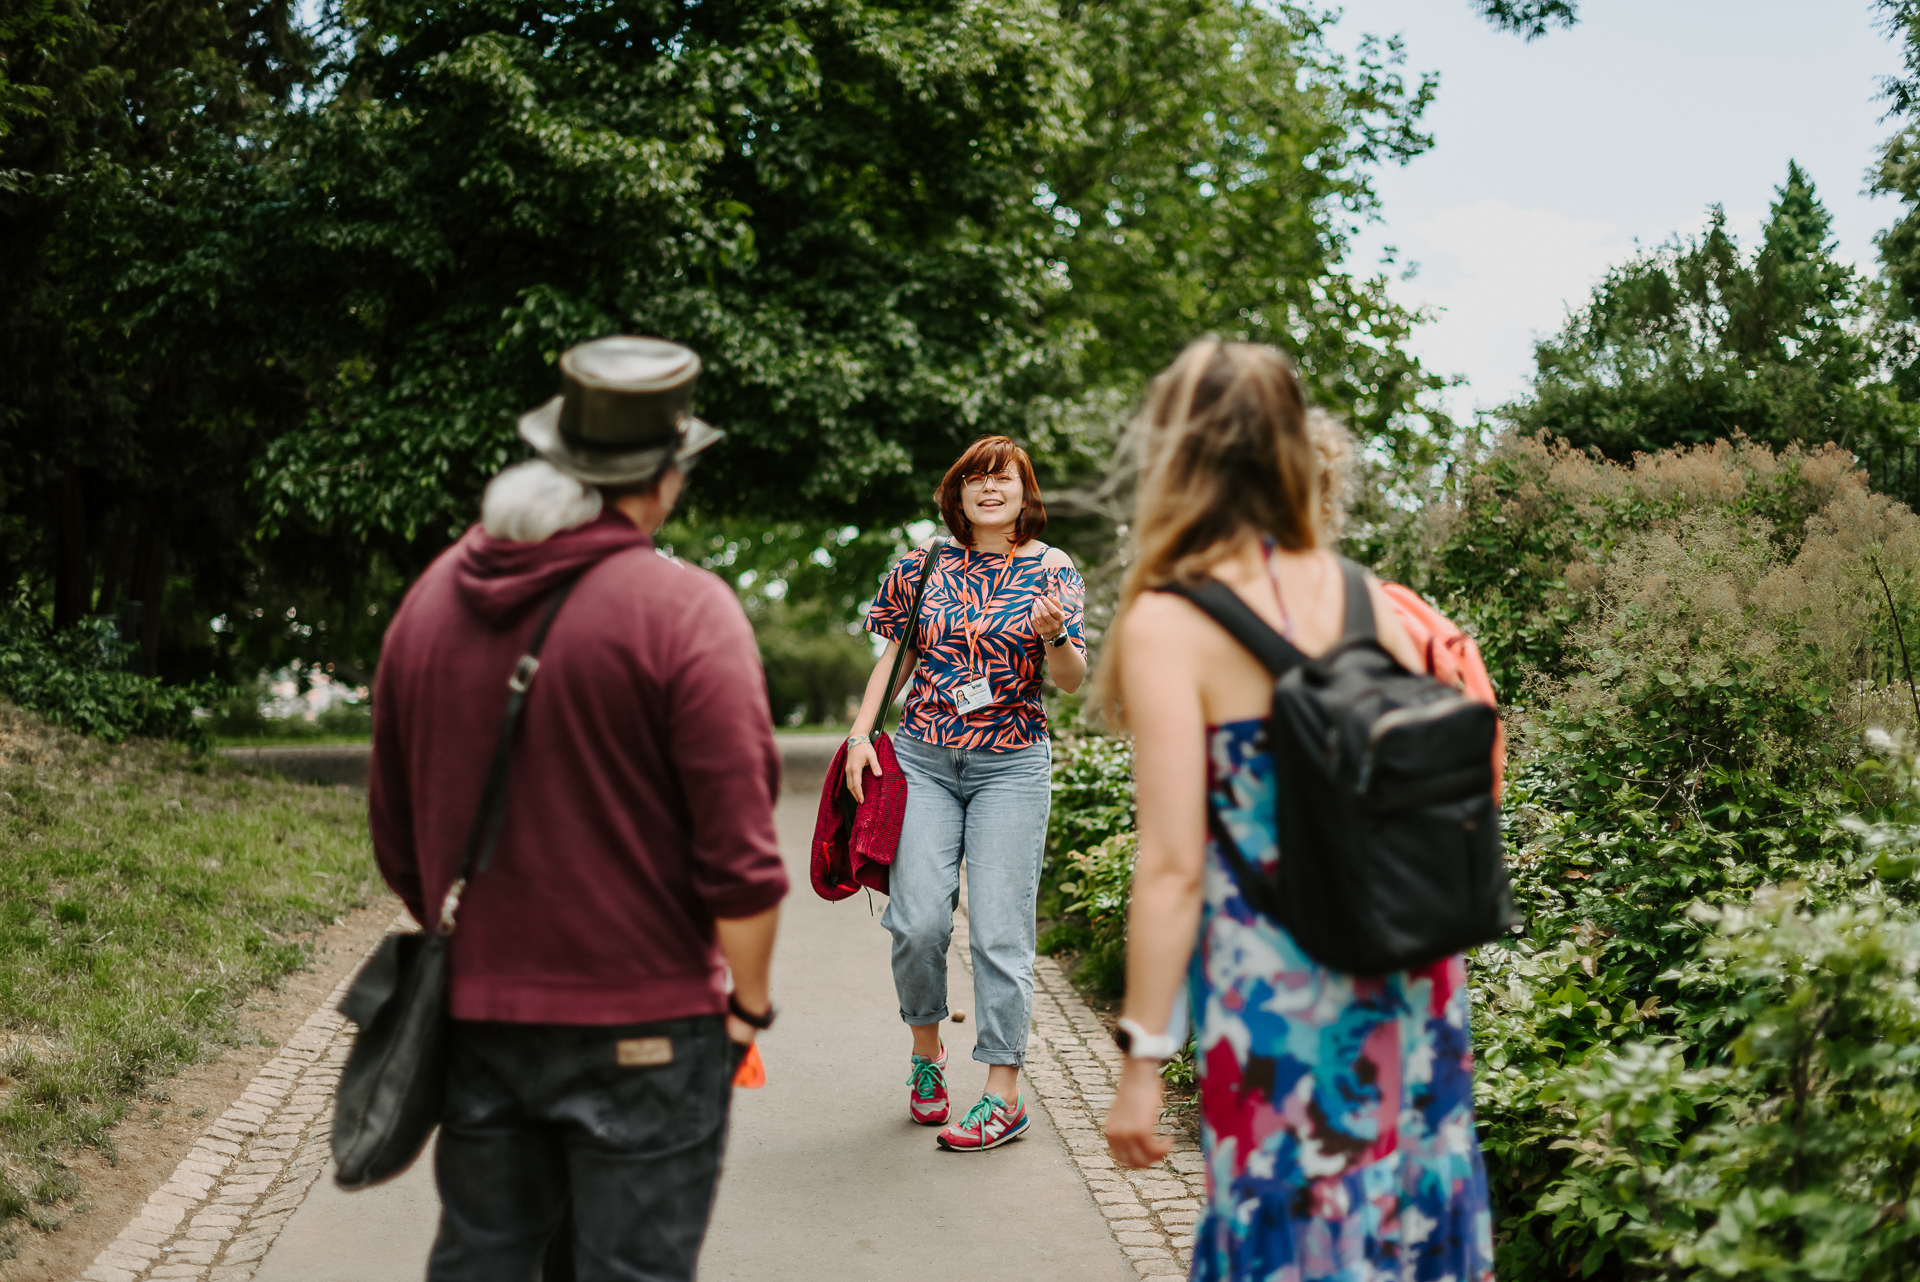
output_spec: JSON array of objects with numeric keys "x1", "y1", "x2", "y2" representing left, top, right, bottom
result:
[{"x1": 882, "y1": 734, "x2": 1051, "y2": 1066}]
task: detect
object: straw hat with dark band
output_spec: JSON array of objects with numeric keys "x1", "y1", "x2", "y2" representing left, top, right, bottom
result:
[{"x1": 518, "y1": 336, "x2": 724, "y2": 485}]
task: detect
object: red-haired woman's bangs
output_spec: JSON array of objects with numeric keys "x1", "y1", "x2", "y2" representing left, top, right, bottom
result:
[{"x1": 936, "y1": 436, "x2": 1047, "y2": 546}]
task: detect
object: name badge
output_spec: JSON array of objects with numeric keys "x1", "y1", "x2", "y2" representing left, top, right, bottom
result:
[{"x1": 954, "y1": 677, "x2": 994, "y2": 716}]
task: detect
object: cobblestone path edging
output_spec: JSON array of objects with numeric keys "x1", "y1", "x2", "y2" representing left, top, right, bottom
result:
[
  {"x1": 82, "y1": 968, "x2": 360, "y2": 1282},
  {"x1": 951, "y1": 906, "x2": 1203, "y2": 1277}
]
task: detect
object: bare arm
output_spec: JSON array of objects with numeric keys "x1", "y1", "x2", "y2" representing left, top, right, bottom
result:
[
  {"x1": 716, "y1": 904, "x2": 780, "y2": 1044},
  {"x1": 1031, "y1": 547, "x2": 1088, "y2": 694},
  {"x1": 1103, "y1": 596, "x2": 1210, "y2": 1169}
]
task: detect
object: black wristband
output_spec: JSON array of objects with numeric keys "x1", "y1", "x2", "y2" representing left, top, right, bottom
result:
[{"x1": 727, "y1": 993, "x2": 777, "y2": 1030}]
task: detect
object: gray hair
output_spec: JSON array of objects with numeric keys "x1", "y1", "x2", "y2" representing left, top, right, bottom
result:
[
  {"x1": 481, "y1": 460, "x2": 604, "y2": 543},
  {"x1": 1307, "y1": 408, "x2": 1356, "y2": 542}
]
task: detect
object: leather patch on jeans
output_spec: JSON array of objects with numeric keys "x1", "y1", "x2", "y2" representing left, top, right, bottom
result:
[{"x1": 615, "y1": 1037, "x2": 674, "y2": 1067}]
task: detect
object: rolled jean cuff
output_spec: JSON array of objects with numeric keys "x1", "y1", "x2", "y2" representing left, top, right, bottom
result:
[
  {"x1": 900, "y1": 1002, "x2": 951, "y2": 1027},
  {"x1": 972, "y1": 1047, "x2": 1023, "y2": 1067}
]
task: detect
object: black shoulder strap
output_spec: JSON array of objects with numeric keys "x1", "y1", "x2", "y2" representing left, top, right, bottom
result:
[
  {"x1": 1154, "y1": 579, "x2": 1310, "y2": 677},
  {"x1": 435, "y1": 574, "x2": 582, "y2": 935},
  {"x1": 880, "y1": 541, "x2": 942, "y2": 731},
  {"x1": 1335, "y1": 557, "x2": 1375, "y2": 641}
]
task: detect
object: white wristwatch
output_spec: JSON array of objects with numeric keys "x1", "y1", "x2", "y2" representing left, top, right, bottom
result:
[{"x1": 1114, "y1": 1017, "x2": 1180, "y2": 1061}]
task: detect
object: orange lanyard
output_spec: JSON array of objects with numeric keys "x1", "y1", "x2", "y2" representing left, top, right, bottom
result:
[{"x1": 962, "y1": 551, "x2": 1019, "y2": 675}]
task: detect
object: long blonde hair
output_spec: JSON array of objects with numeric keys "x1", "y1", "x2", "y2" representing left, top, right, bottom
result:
[{"x1": 1094, "y1": 339, "x2": 1337, "y2": 729}]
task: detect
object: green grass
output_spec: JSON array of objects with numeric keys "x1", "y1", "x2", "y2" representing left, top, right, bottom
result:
[
  {"x1": 211, "y1": 733, "x2": 373, "y2": 748},
  {"x1": 0, "y1": 701, "x2": 382, "y2": 1239}
]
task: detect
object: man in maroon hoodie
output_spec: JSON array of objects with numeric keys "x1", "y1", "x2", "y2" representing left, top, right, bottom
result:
[{"x1": 369, "y1": 337, "x2": 788, "y2": 1282}]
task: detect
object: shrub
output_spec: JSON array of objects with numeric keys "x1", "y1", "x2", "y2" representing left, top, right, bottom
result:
[
  {"x1": 1052, "y1": 831, "x2": 1137, "y2": 993},
  {"x1": 1034, "y1": 436, "x2": 1920, "y2": 1277},
  {"x1": 0, "y1": 609, "x2": 221, "y2": 749},
  {"x1": 1039, "y1": 733, "x2": 1136, "y2": 991},
  {"x1": 1390, "y1": 434, "x2": 1865, "y2": 697},
  {"x1": 1537, "y1": 876, "x2": 1920, "y2": 1282},
  {"x1": 1423, "y1": 437, "x2": 1920, "y2": 1278}
]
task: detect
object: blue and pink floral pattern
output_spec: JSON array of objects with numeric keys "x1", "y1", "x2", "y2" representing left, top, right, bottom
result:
[
  {"x1": 866, "y1": 543, "x2": 1084, "y2": 751},
  {"x1": 1189, "y1": 717, "x2": 1494, "y2": 1282}
]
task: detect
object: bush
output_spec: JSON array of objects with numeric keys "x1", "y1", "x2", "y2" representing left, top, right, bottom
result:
[
  {"x1": 0, "y1": 609, "x2": 221, "y2": 749},
  {"x1": 203, "y1": 674, "x2": 372, "y2": 741},
  {"x1": 1533, "y1": 871, "x2": 1920, "y2": 1282},
  {"x1": 1030, "y1": 435, "x2": 1920, "y2": 1277},
  {"x1": 1039, "y1": 733, "x2": 1136, "y2": 992},
  {"x1": 1409, "y1": 436, "x2": 1920, "y2": 1278},
  {"x1": 754, "y1": 608, "x2": 873, "y2": 727}
]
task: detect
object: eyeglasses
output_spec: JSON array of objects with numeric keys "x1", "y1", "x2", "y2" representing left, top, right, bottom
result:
[{"x1": 962, "y1": 471, "x2": 1019, "y2": 490}]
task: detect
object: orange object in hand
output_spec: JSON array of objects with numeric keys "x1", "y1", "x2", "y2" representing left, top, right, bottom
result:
[{"x1": 733, "y1": 1042, "x2": 766, "y2": 1089}]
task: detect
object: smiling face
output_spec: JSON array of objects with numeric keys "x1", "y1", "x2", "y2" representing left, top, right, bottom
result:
[
  {"x1": 960, "y1": 464, "x2": 1025, "y2": 534},
  {"x1": 937, "y1": 436, "x2": 1048, "y2": 547}
]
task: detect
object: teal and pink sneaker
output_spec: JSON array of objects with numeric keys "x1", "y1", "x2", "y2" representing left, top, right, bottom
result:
[
  {"x1": 936, "y1": 1091, "x2": 1029, "y2": 1152},
  {"x1": 908, "y1": 1048, "x2": 950, "y2": 1125}
]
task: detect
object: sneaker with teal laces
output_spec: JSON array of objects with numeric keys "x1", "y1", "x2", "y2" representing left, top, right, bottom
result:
[
  {"x1": 936, "y1": 1091, "x2": 1029, "y2": 1152},
  {"x1": 908, "y1": 1048, "x2": 950, "y2": 1125}
]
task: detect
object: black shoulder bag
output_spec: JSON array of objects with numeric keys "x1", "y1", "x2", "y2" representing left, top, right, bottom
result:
[
  {"x1": 332, "y1": 578, "x2": 579, "y2": 1190},
  {"x1": 1156, "y1": 558, "x2": 1514, "y2": 975}
]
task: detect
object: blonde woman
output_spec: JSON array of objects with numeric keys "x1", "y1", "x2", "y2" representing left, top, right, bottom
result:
[{"x1": 1097, "y1": 341, "x2": 1495, "y2": 1281}]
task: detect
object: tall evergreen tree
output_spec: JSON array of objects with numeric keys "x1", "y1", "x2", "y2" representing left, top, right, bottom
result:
[{"x1": 1506, "y1": 165, "x2": 1919, "y2": 459}]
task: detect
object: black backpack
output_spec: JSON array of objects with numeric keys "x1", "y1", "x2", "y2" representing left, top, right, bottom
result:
[{"x1": 1157, "y1": 558, "x2": 1515, "y2": 975}]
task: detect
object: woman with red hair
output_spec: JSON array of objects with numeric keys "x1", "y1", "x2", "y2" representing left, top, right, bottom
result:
[{"x1": 845, "y1": 436, "x2": 1087, "y2": 1152}]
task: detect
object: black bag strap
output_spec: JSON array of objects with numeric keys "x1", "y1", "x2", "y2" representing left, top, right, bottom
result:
[
  {"x1": 1157, "y1": 557, "x2": 1379, "y2": 671},
  {"x1": 879, "y1": 541, "x2": 943, "y2": 733},
  {"x1": 1334, "y1": 556, "x2": 1375, "y2": 642},
  {"x1": 1154, "y1": 579, "x2": 1310, "y2": 677},
  {"x1": 435, "y1": 575, "x2": 581, "y2": 936}
]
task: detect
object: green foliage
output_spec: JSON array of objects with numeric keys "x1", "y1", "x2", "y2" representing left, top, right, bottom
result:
[
  {"x1": 1402, "y1": 436, "x2": 1920, "y2": 1278},
  {"x1": 1034, "y1": 2, "x2": 1450, "y2": 467},
  {"x1": 202, "y1": 676, "x2": 372, "y2": 743},
  {"x1": 0, "y1": 609, "x2": 221, "y2": 748},
  {"x1": 257, "y1": 0, "x2": 1082, "y2": 545},
  {"x1": 1390, "y1": 433, "x2": 1868, "y2": 698},
  {"x1": 1039, "y1": 733, "x2": 1136, "y2": 991},
  {"x1": 657, "y1": 515, "x2": 913, "y2": 724},
  {"x1": 0, "y1": 702, "x2": 382, "y2": 1234},
  {"x1": 1048, "y1": 732, "x2": 1137, "y2": 864},
  {"x1": 6, "y1": 0, "x2": 1464, "y2": 686},
  {"x1": 1471, "y1": 0, "x2": 1580, "y2": 38},
  {"x1": 1052, "y1": 831, "x2": 1138, "y2": 994},
  {"x1": 1529, "y1": 882, "x2": 1920, "y2": 1282},
  {"x1": 1506, "y1": 166, "x2": 1920, "y2": 460}
]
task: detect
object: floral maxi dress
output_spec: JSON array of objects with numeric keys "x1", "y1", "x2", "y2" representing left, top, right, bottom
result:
[{"x1": 1188, "y1": 718, "x2": 1496, "y2": 1282}]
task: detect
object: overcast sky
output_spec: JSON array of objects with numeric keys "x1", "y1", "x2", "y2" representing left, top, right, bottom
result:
[{"x1": 1338, "y1": 0, "x2": 1902, "y2": 418}]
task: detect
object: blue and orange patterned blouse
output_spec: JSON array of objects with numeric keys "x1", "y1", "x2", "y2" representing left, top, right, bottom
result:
[{"x1": 865, "y1": 542, "x2": 1086, "y2": 751}]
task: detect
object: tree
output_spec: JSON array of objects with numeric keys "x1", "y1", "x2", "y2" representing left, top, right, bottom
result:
[
  {"x1": 1031, "y1": 2, "x2": 1445, "y2": 470},
  {"x1": 1505, "y1": 164, "x2": 1920, "y2": 459},
  {"x1": 1470, "y1": 0, "x2": 1579, "y2": 40},
  {"x1": 0, "y1": 0, "x2": 316, "y2": 677},
  {"x1": 255, "y1": 0, "x2": 1080, "y2": 548},
  {"x1": 0, "y1": 0, "x2": 1578, "y2": 694}
]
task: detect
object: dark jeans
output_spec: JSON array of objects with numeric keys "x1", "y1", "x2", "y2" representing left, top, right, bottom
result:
[{"x1": 428, "y1": 1015, "x2": 740, "y2": 1282}]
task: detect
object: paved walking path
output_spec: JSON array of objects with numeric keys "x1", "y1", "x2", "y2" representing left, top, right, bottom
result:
[{"x1": 86, "y1": 790, "x2": 1203, "y2": 1282}]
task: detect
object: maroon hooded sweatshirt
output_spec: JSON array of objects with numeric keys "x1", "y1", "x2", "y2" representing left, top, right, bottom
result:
[{"x1": 369, "y1": 511, "x2": 788, "y2": 1025}]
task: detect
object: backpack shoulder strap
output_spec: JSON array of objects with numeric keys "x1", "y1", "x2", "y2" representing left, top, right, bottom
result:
[
  {"x1": 1154, "y1": 579, "x2": 1309, "y2": 676},
  {"x1": 1335, "y1": 557, "x2": 1376, "y2": 642}
]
